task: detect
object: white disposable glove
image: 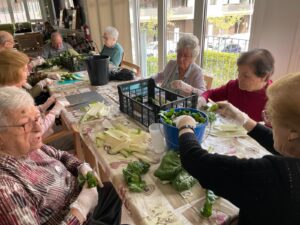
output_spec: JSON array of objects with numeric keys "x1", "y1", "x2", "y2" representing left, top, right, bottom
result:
[
  {"x1": 175, "y1": 115, "x2": 197, "y2": 130},
  {"x1": 171, "y1": 80, "x2": 194, "y2": 94},
  {"x1": 49, "y1": 99, "x2": 70, "y2": 117},
  {"x1": 197, "y1": 96, "x2": 207, "y2": 109},
  {"x1": 78, "y1": 163, "x2": 93, "y2": 176},
  {"x1": 38, "y1": 96, "x2": 56, "y2": 112},
  {"x1": 78, "y1": 163, "x2": 103, "y2": 188},
  {"x1": 47, "y1": 73, "x2": 61, "y2": 80},
  {"x1": 36, "y1": 78, "x2": 54, "y2": 89},
  {"x1": 70, "y1": 183, "x2": 98, "y2": 221},
  {"x1": 29, "y1": 56, "x2": 46, "y2": 68},
  {"x1": 217, "y1": 101, "x2": 250, "y2": 126}
]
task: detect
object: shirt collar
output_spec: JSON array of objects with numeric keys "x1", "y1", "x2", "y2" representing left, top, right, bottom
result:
[{"x1": 176, "y1": 63, "x2": 194, "y2": 80}]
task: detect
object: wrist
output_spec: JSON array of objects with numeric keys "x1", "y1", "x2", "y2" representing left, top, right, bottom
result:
[
  {"x1": 70, "y1": 207, "x2": 86, "y2": 224},
  {"x1": 179, "y1": 127, "x2": 195, "y2": 137},
  {"x1": 70, "y1": 201, "x2": 87, "y2": 223}
]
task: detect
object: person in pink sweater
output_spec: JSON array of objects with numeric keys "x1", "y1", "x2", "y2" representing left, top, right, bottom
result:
[{"x1": 198, "y1": 49, "x2": 274, "y2": 122}]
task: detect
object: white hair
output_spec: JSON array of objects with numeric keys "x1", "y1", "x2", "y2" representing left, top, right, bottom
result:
[
  {"x1": 0, "y1": 31, "x2": 13, "y2": 45},
  {"x1": 104, "y1": 26, "x2": 119, "y2": 40},
  {"x1": 0, "y1": 87, "x2": 34, "y2": 127},
  {"x1": 176, "y1": 34, "x2": 200, "y2": 60}
]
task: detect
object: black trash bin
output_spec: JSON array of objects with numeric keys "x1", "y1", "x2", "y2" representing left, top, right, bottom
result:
[{"x1": 86, "y1": 55, "x2": 110, "y2": 86}]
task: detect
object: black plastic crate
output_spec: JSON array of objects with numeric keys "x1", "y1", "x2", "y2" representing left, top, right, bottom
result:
[{"x1": 117, "y1": 78, "x2": 198, "y2": 127}]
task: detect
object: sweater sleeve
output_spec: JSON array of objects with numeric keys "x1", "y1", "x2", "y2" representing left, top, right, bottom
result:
[
  {"x1": 27, "y1": 85, "x2": 43, "y2": 98},
  {"x1": 201, "y1": 81, "x2": 229, "y2": 101},
  {"x1": 41, "y1": 113, "x2": 55, "y2": 135},
  {"x1": 248, "y1": 123, "x2": 278, "y2": 155},
  {"x1": 41, "y1": 145, "x2": 83, "y2": 176},
  {"x1": 0, "y1": 178, "x2": 80, "y2": 225},
  {"x1": 179, "y1": 132, "x2": 284, "y2": 208}
]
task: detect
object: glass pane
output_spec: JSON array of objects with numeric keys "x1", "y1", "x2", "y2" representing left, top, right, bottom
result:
[
  {"x1": 203, "y1": 0, "x2": 255, "y2": 88},
  {"x1": 139, "y1": 0, "x2": 158, "y2": 77},
  {"x1": 12, "y1": 0, "x2": 27, "y2": 23},
  {"x1": 167, "y1": 0, "x2": 195, "y2": 62},
  {"x1": 0, "y1": 0, "x2": 12, "y2": 24},
  {"x1": 27, "y1": 0, "x2": 42, "y2": 20}
]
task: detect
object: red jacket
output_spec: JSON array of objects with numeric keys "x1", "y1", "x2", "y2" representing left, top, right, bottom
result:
[{"x1": 202, "y1": 79, "x2": 272, "y2": 122}]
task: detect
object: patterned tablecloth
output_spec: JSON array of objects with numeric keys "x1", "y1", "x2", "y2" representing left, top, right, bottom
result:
[{"x1": 49, "y1": 72, "x2": 270, "y2": 225}]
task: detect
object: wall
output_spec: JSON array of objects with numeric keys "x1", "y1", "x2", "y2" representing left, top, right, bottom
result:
[
  {"x1": 249, "y1": 0, "x2": 300, "y2": 80},
  {"x1": 82, "y1": 0, "x2": 133, "y2": 61}
]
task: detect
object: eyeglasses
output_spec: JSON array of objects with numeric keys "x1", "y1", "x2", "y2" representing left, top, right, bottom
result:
[
  {"x1": 0, "y1": 116, "x2": 42, "y2": 133},
  {"x1": 177, "y1": 53, "x2": 193, "y2": 59}
]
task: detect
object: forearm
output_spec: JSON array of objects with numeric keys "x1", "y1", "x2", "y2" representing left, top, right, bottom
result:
[
  {"x1": 178, "y1": 132, "x2": 279, "y2": 207},
  {"x1": 248, "y1": 123, "x2": 278, "y2": 154}
]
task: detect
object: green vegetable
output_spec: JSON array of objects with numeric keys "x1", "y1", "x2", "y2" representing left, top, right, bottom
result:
[
  {"x1": 207, "y1": 103, "x2": 219, "y2": 112},
  {"x1": 200, "y1": 190, "x2": 217, "y2": 218},
  {"x1": 207, "y1": 112, "x2": 217, "y2": 123},
  {"x1": 160, "y1": 108, "x2": 207, "y2": 126},
  {"x1": 171, "y1": 170, "x2": 196, "y2": 192},
  {"x1": 154, "y1": 151, "x2": 182, "y2": 181},
  {"x1": 78, "y1": 171, "x2": 98, "y2": 188},
  {"x1": 123, "y1": 161, "x2": 150, "y2": 192}
]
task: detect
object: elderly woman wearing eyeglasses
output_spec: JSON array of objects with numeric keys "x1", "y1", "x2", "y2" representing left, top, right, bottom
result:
[
  {"x1": 176, "y1": 73, "x2": 300, "y2": 225},
  {"x1": 0, "y1": 87, "x2": 122, "y2": 225},
  {"x1": 152, "y1": 34, "x2": 206, "y2": 96}
]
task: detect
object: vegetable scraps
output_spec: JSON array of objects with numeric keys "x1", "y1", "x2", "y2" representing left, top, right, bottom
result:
[
  {"x1": 123, "y1": 161, "x2": 150, "y2": 192},
  {"x1": 200, "y1": 190, "x2": 218, "y2": 218},
  {"x1": 95, "y1": 123, "x2": 155, "y2": 163},
  {"x1": 159, "y1": 108, "x2": 206, "y2": 127},
  {"x1": 80, "y1": 102, "x2": 110, "y2": 122},
  {"x1": 78, "y1": 171, "x2": 98, "y2": 188},
  {"x1": 154, "y1": 151, "x2": 196, "y2": 192}
]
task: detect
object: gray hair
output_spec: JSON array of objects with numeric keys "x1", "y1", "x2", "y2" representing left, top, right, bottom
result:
[
  {"x1": 0, "y1": 87, "x2": 34, "y2": 127},
  {"x1": 0, "y1": 31, "x2": 13, "y2": 45},
  {"x1": 51, "y1": 31, "x2": 62, "y2": 40},
  {"x1": 176, "y1": 34, "x2": 200, "y2": 60},
  {"x1": 104, "y1": 26, "x2": 119, "y2": 40}
]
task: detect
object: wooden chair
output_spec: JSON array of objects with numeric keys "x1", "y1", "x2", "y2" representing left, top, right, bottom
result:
[
  {"x1": 120, "y1": 60, "x2": 141, "y2": 76},
  {"x1": 14, "y1": 32, "x2": 43, "y2": 57},
  {"x1": 204, "y1": 74, "x2": 213, "y2": 90}
]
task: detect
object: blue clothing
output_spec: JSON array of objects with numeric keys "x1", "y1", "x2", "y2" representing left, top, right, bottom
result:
[{"x1": 100, "y1": 43, "x2": 124, "y2": 67}]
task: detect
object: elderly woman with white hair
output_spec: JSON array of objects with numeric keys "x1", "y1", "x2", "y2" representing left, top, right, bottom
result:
[
  {"x1": 153, "y1": 34, "x2": 206, "y2": 95},
  {"x1": 100, "y1": 26, "x2": 124, "y2": 67},
  {"x1": 176, "y1": 72, "x2": 300, "y2": 224},
  {"x1": 0, "y1": 86, "x2": 123, "y2": 225}
]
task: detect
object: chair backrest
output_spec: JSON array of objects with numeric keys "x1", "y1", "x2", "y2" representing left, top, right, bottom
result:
[
  {"x1": 15, "y1": 32, "x2": 43, "y2": 52},
  {"x1": 121, "y1": 60, "x2": 141, "y2": 76},
  {"x1": 204, "y1": 74, "x2": 213, "y2": 90}
]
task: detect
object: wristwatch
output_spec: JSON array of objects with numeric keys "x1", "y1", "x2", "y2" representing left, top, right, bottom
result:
[{"x1": 178, "y1": 124, "x2": 195, "y2": 133}]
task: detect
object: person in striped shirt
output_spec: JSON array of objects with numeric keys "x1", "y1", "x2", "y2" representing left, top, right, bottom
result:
[{"x1": 0, "y1": 87, "x2": 122, "y2": 225}]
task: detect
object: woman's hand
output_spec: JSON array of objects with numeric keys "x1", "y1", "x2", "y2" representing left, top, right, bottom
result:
[
  {"x1": 171, "y1": 80, "x2": 194, "y2": 94},
  {"x1": 217, "y1": 101, "x2": 249, "y2": 126},
  {"x1": 36, "y1": 78, "x2": 54, "y2": 89},
  {"x1": 175, "y1": 115, "x2": 196, "y2": 136},
  {"x1": 49, "y1": 99, "x2": 70, "y2": 117},
  {"x1": 197, "y1": 96, "x2": 207, "y2": 109},
  {"x1": 70, "y1": 183, "x2": 98, "y2": 222}
]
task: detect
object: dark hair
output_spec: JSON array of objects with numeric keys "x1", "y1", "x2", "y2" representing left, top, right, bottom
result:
[{"x1": 237, "y1": 49, "x2": 274, "y2": 78}]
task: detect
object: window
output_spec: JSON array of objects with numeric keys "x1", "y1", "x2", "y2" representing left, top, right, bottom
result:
[
  {"x1": 0, "y1": 0, "x2": 12, "y2": 24},
  {"x1": 209, "y1": 0, "x2": 217, "y2": 5},
  {"x1": 204, "y1": 0, "x2": 255, "y2": 87},
  {"x1": 27, "y1": 0, "x2": 42, "y2": 20},
  {"x1": 11, "y1": 0, "x2": 27, "y2": 23},
  {"x1": 139, "y1": 0, "x2": 158, "y2": 77}
]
